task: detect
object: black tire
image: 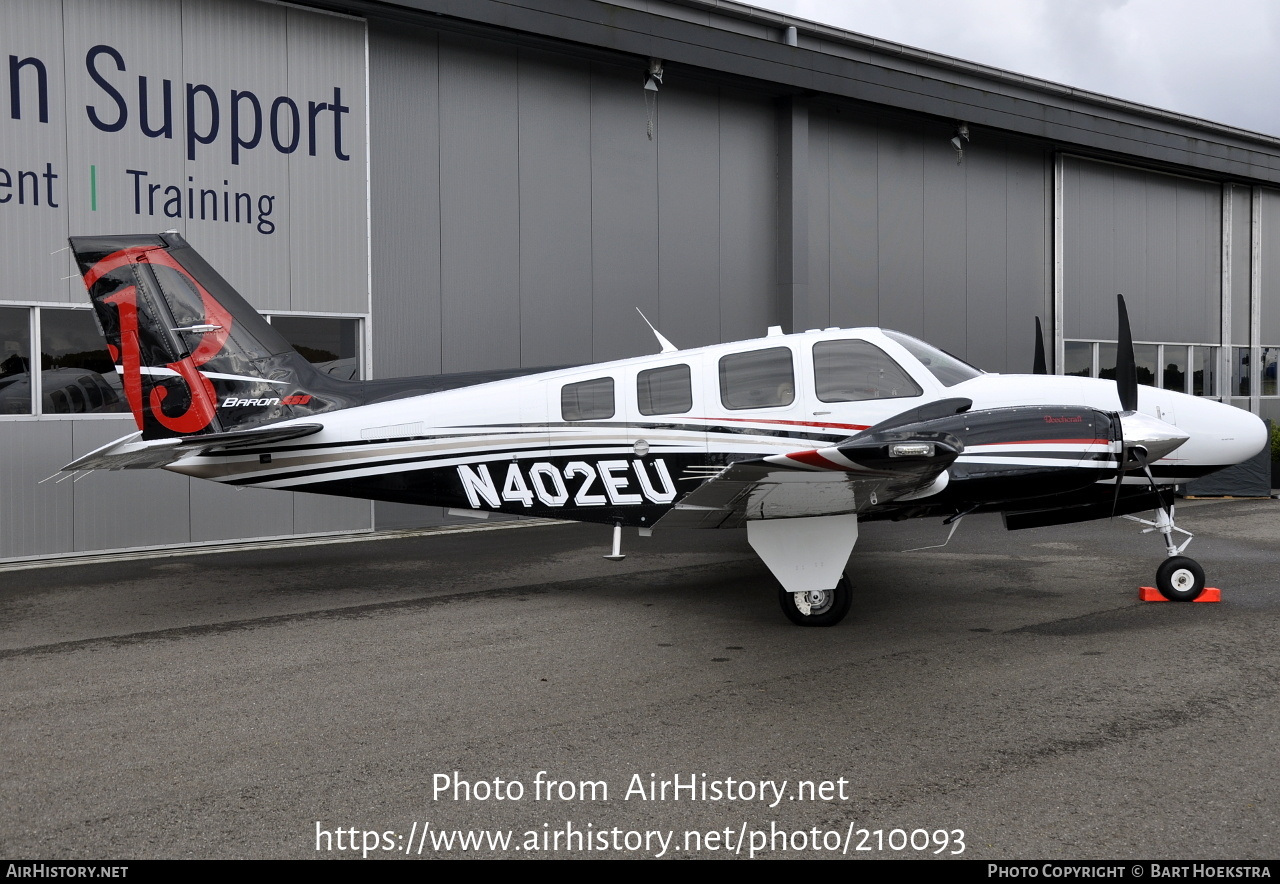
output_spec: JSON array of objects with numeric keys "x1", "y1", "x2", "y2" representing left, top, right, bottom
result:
[
  {"x1": 778, "y1": 574, "x2": 852, "y2": 627},
  {"x1": 1155, "y1": 556, "x2": 1205, "y2": 602}
]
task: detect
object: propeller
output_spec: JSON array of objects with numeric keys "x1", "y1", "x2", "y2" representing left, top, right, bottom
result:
[
  {"x1": 1114, "y1": 294, "x2": 1138, "y2": 412},
  {"x1": 1032, "y1": 318, "x2": 1048, "y2": 375},
  {"x1": 1109, "y1": 293, "x2": 1186, "y2": 515}
]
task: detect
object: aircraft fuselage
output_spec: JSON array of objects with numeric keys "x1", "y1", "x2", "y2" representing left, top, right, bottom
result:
[{"x1": 160, "y1": 327, "x2": 1265, "y2": 527}]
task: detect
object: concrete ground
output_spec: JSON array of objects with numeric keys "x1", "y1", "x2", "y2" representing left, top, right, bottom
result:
[{"x1": 1, "y1": 497, "x2": 1277, "y2": 860}]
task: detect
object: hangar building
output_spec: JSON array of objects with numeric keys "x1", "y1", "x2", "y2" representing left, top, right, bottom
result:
[{"x1": 1, "y1": 0, "x2": 1278, "y2": 563}]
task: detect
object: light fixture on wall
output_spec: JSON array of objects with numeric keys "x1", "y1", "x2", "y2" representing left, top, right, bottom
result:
[
  {"x1": 644, "y1": 57, "x2": 663, "y2": 92},
  {"x1": 644, "y1": 58, "x2": 663, "y2": 140},
  {"x1": 951, "y1": 123, "x2": 970, "y2": 163}
]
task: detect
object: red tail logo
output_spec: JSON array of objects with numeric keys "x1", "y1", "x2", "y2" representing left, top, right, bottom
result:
[{"x1": 86, "y1": 248, "x2": 233, "y2": 435}]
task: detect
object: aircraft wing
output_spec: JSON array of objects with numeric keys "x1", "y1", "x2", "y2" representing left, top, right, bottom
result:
[{"x1": 654, "y1": 429, "x2": 961, "y2": 529}]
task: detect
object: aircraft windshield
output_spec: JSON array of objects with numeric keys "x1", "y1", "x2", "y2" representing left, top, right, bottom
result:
[{"x1": 882, "y1": 331, "x2": 983, "y2": 387}]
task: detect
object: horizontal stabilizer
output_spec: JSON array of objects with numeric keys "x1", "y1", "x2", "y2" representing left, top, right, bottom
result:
[
  {"x1": 187, "y1": 423, "x2": 324, "y2": 453},
  {"x1": 62, "y1": 423, "x2": 323, "y2": 472}
]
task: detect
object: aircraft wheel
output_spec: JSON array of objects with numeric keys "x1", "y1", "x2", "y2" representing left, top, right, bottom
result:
[
  {"x1": 778, "y1": 574, "x2": 852, "y2": 627},
  {"x1": 1155, "y1": 556, "x2": 1205, "y2": 602}
]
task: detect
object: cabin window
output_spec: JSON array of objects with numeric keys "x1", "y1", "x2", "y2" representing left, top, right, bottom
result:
[
  {"x1": 719, "y1": 347, "x2": 794, "y2": 410},
  {"x1": 637, "y1": 364, "x2": 692, "y2": 415},
  {"x1": 812, "y1": 339, "x2": 922, "y2": 402},
  {"x1": 562, "y1": 376, "x2": 615, "y2": 421}
]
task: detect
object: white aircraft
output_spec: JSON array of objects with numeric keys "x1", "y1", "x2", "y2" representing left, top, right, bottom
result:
[{"x1": 62, "y1": 233, "x2": 1267, "y2": 625}]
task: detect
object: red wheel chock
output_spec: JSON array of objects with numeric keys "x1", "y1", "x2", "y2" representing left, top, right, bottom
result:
[{"x1": 1138, "y1": 587, "x2": 1221, "y2": 602}]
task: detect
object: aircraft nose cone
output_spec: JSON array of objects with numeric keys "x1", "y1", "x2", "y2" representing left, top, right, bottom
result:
[
  {"x1": 1173, "y1": 397, "x2": 1269, "y2": 470},
  {"x1": 1119, "y1": 411, "x2": 1190, "y2": 463},
  {"x1": 1219, "y1": 404, "x2": 1269, "y2": 463}
]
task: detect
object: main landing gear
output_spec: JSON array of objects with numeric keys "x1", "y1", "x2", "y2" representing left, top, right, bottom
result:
[
  {"x1": 778, "y1": 574, "x2": 853, "y2": 627},
  {"x1": 1124, "y1": 504, "x2": 1205, "y2": 601},
  {"x1": 746, "y1": 514, "x2": 860, "y2": 627}
]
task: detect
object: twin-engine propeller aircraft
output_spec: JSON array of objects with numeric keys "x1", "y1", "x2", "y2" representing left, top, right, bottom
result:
[{"x1": 63, "y1": 232, "x2": 1266, "y2": 625}]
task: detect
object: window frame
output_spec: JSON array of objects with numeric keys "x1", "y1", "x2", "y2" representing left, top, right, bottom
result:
[
  {"x1": 636, "y1": 363, "x2": 693, "y2": 416},
  {"x1": 718, "y1": 346, "x2": 796, "y2": 411},
  {"x1": 811, "y1": 338, "x2": 923, "y2": 403},
  {"x1": 561, "y1": 376, "x2": 616, "y2": 422}
]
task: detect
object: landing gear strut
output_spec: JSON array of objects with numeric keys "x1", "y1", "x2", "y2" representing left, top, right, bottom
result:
[{"x1": 1124, "y1": 504, "x2": 1205, "y2": 601}]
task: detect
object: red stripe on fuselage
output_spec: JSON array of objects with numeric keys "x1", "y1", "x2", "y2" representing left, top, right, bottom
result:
[
  {"x1": 976, "y1": 438, "x2": 1110, "y2": 446},
  {"x1": 693, "y1": 416, "x2": 871, "y2": 431}
]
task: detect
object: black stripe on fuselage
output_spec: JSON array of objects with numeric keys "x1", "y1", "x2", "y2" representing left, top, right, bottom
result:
[{"x1": 959, "y1": 450, "x2": 1117, "y2": 461}]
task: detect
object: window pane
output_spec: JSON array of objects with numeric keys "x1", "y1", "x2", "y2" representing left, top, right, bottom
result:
[
  {"x1": 719, "y1": 347, "x2": 794, "y2": 410},
  {"x1": 1161, "y1": 346, "x2": 1188, "y2": 393},
  {"x1": 1231, "y1": 347, "x2": 1251, "y2": 397},
  {"x1": 1133, "y1": 343, "x2": 1157, "y2": 387},
  {"x1": 1100, "y1": 343, "x2": 1163, "y2": 387},
  {"x1": 0, "y1": 306, "x2": 32, "y2": 414},
  {"x1": 39, "y1": 309, "x2": 127, "y2": 415},
  {"x1": 1262, "y1": 346, "x2": 1278, "y2": 397},
  {"x1": 813, "y1": 339, "x2": 921, "y2": 402},
  {"x1": 271, "y1": 316, "x2": 362, "y2": 380},
  {"x1": 1192, "y1": 347, "x2": 1216, "y2": 397},
  {"x1": 1098, "y1": 342, "x2": 1118, "y2": 381},
  {"x1": 1063, "y1": 341, "x2": 1092, "y2": 378},
  {"x1": 637, "y1": 364, "x2": 691, "y2": 415},
  {"x1": 562, "y1": 377, "x2": 614, "y2": 421},
  {"x1": 881, "y1": 331, "x2": 982, "y2": 386}
]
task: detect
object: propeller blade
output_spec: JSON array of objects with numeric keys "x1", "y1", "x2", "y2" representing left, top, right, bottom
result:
[
  {"x1": 1139, "y1": 458, "x2": 1170, "y2": 517},
  {"x1": 1111, "y1": 444, "x2": 1168, "y2": 520},
  {"x1": 1115, "y1": 294, "x2": 1138, "y2": 412},
  {"x1": 1111, "y1": 453, "x2": 1126, "y2": 517},
  {"x1": 1033, "y1": 318, "x2": 1048, "y2": 375}
]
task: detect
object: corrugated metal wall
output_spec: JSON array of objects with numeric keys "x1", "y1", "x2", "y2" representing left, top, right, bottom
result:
[
  {"x1": 806, "y1": 109, "x2": 1050, "y2": 374},
  {"x1": 1254, "y1": 188, "x2": 1280, "y2": 424},
  {"x1": 370, "y1": 22, "x2": 780, "y2": 380},
  {"x1": 1061, "y1": 156, "x2": 1222, "y2": 344}
]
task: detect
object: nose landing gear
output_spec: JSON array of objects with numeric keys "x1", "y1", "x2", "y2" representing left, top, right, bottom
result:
[{"x1": 1124, "y1": 504, "x2": 1204, "y2": 601}]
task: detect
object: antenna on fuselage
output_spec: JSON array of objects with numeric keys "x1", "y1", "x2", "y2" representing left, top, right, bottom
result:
[{"x1": 636, "y1": 308, "x2": 678, "y2": 354}]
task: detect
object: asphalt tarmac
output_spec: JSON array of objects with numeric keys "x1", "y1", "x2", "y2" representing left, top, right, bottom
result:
[{"x1": 1, "y1": 498, "x2": 1277, "y2": 860}]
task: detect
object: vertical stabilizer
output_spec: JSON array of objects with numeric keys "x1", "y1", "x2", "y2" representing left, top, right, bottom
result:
[{"x1": 69, "y1": 232, "x2": 349, "y2": 439}]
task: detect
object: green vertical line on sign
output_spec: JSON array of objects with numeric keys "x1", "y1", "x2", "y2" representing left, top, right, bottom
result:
[{"x1": 90, "y1": 165, "x2": 97, "y2": 211}]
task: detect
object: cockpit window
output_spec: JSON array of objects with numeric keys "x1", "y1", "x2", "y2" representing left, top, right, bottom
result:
[
  {"x1": 882, "y1": 331, "x2": 983, "y2": 387},
  {"x1": 813, "y1": 339, "x2": 922, "y2": 402},
  {"x1": 719, "y1": 347, "x2": 794, "y2": 410}
]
